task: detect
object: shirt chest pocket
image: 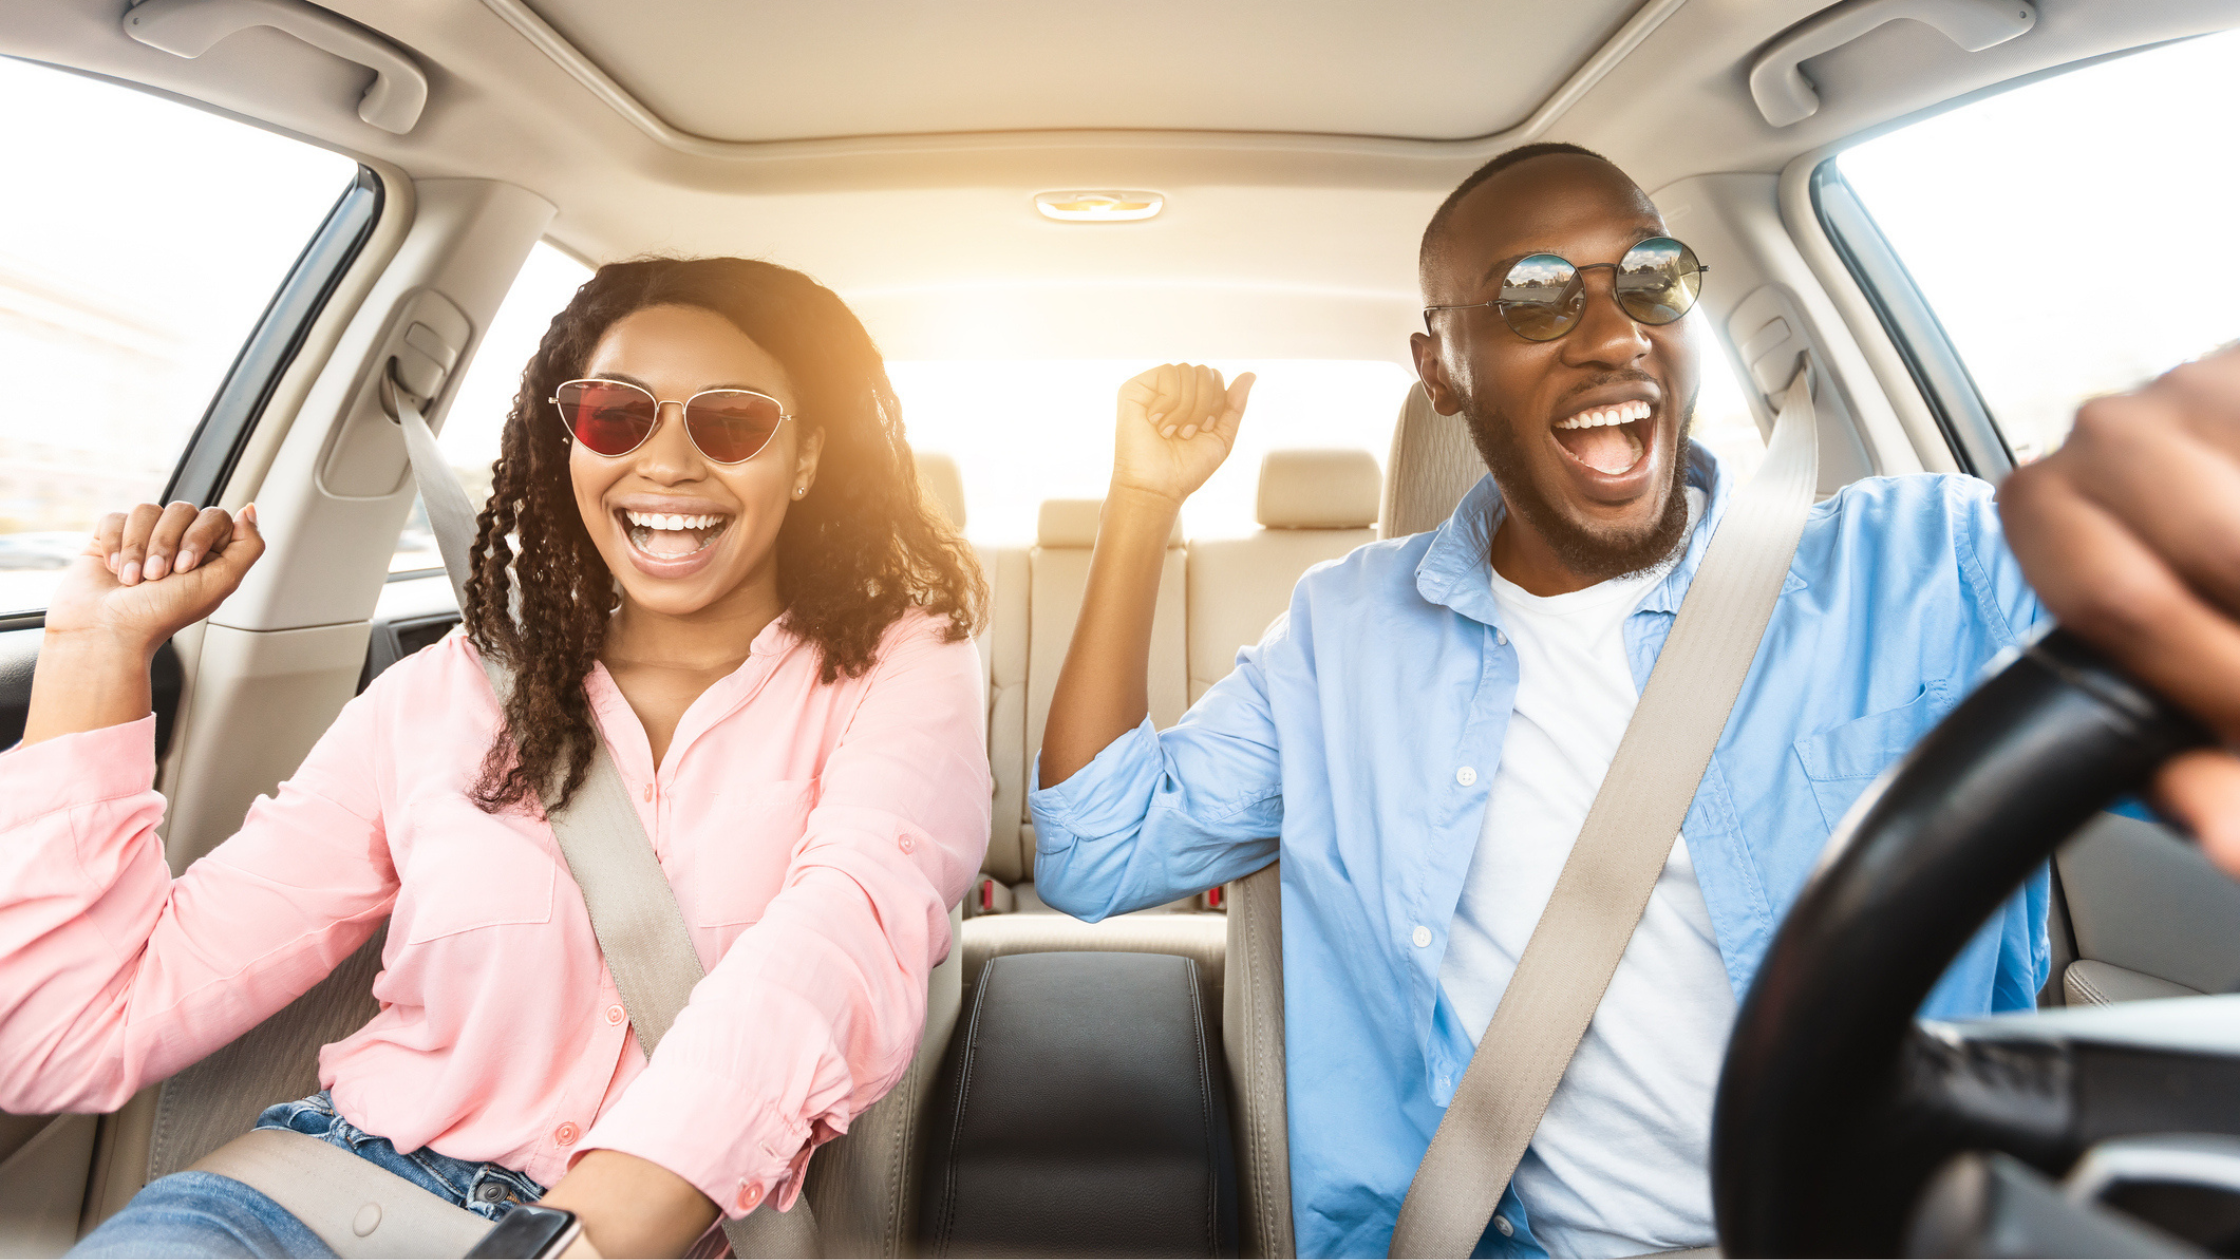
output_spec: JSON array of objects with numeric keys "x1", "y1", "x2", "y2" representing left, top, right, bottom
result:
[
  {"x1": 1792, "y1": 679, "x2": 1957, "y2": 832},
  {"x1": 689, "y1": 778, "x2": 819, "y2": 928},
  {"x1": 395, "y1": 800, "x2": 559, "y2": 945}
]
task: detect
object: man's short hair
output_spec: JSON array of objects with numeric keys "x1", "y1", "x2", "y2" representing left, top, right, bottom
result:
[{"x1": 1419, "y1": 141, "x2": 1612, "y2": 277}]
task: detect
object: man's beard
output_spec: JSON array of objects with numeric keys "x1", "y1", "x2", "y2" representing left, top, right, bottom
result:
[{"x1": 1461, "y1": 393, "x2": 1695, "y2": 584}]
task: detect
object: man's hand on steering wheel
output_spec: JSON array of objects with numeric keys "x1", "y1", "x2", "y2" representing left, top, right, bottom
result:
[{"x1": 2000, "y1": 342, "x2": 2240, "y2": 876}]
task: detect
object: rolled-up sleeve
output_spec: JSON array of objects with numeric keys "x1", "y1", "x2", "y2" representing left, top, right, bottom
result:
[
  {"x1": 0, "y1": 701, "x2": 396, "y2": 1115},
  {"x1": 579, "y1": 619, "x2": 990, "y2": 1219},
  {"x1": 1030, "y1": 628, "x2": 1288, "y2": 922}
]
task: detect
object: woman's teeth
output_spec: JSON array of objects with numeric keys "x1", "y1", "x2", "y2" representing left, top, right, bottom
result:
[
  {"x1": 620, "y1": 509, "x2": 731, "y2": 558},
  {"x1": 1552, "y1": 399, "x2": 1653, "y2": 475}
]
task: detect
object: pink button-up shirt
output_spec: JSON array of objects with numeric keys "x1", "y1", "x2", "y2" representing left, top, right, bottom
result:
[{"x1": 0, "y1": 610, "x2": 989, "y2": 1220}]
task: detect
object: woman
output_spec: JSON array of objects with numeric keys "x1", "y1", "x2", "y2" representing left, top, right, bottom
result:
[{"x1": 0, "y1": 257, "x2": 991, "y2": 1257}]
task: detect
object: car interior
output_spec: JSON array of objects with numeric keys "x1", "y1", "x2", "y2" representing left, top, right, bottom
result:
[{"x1": 5, "y1": 0, "x2": 2240, "y2": 1256}]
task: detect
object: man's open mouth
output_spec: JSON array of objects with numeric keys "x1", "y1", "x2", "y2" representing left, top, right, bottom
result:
[
  {"x1": 1552, "y1": 399, "x2": 1654, "y2": 476},
  {"x1": 619, "y1": 508, "x2": 732, "y2": 558}
]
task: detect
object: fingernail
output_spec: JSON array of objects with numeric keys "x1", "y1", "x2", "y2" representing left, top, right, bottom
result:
[
  {"x1": 1160, "y1": 426, "x2": 1177, "y2": 438},
  {"x1": 243, "y1": 504, "x2": 259, "y2": 526},
  {"x1": 143, "y1": 555, "x2": 163, "y2": 580},
  {"x1": 1180, "y1": 425, "x2": 1199, "y2": 439},
  {"x1": 176, "y1": 550, "x2": 196, "y2": 572},
  {"x1": 1148, "y1": 412, "x2": 1166, "y2": 426}
]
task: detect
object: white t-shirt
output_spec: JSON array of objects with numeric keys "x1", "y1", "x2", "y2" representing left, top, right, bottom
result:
[{"x1": 1436, "y1": 489, "x2": 1736, "y2": 1258}]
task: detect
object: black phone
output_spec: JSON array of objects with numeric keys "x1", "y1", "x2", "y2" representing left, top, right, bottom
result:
[{"x1": 464, "y1": 1204, "x2": 582, "y2": 1259}]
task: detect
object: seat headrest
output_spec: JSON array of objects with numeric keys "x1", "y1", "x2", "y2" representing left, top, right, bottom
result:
[
  {"x1": 916, "y1": 451, "x2": 966, "y2": 529},
  {"x1": 1037, "y1": 499, "x2": 1182, "y2": 548},
  {"x1": 1256, "y1": 448, "x2": 1381, "y2": 529},
  {"x1": 1380, "y1": 383, "x2": 1482, "y2": 539}
]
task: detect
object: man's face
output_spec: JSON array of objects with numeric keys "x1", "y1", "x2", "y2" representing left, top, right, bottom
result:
[{"x1": 1411, "y1": 155, "x2": 1702, "y2": 582}]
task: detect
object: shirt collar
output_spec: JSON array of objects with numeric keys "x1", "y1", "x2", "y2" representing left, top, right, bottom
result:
[{"x1": 1413, "y1": 438, "x2": 1731, "y2": 628}]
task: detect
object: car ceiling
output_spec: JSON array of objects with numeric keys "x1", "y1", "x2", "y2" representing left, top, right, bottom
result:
[{"x1": 8, "y1": 0, "x2": 2240, "y2": 362}]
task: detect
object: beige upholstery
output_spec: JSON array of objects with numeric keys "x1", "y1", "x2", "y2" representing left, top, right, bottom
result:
[
  {"x1": 1023, "y1": 500, "x2": 1191, "y2": 879},
  {"x1": 1380, "y1": 383, "x2": 1484, "y2": 540},
  {"x1": 917, "y1": 451, "x2": 967, "y2": 531},
  {"x1": 2063, "y1": 959, "x2": 2203, "y2": 1007},
  {"x1": 1225, "y1": 862, "x2": 1293, "y2": 1259},
  {"x1": 1187, "y1": 450, "x2": 1379, "y2": 704},
  {"x1": 803, "y1": 904, "x2": 966, "y2": 1257},
  {"x1": 977, "y1": 545, "x2": 1032, "y2": 884},
  {"x1": 1255, "y1": 448, "x2": 1381, "y2": 529}
]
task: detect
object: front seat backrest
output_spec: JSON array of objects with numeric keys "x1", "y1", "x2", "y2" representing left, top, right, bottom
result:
[
  {"x1": 1380, "y1": 383, "x2": 1481, "y2": 539},
  {"x1": 1224, "y1": 862, "x2": 1292, "y2": 1259}
]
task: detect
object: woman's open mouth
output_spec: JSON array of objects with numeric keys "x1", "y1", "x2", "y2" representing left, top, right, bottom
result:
[
  {"x1": 619, "y1": 509, "x2": 732, "y2": 559},
  {"x1": 1552, "y1": 399, "x2": 1654, "y2": 477}
]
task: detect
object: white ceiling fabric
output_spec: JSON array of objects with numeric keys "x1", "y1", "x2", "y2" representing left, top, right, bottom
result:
[{"x1": 524, "y1": 0, "x2": 1643, "y2": 142}]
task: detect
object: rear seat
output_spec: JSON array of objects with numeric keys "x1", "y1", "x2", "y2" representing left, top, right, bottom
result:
[
  {"x1": 1186, "y1": 449, "x2": 1381, "y2": 703},
  {"x1": 949, "y1": 447, "x2": 1386, "y2": 1029}
]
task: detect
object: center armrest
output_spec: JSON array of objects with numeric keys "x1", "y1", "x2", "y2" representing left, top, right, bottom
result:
[{"x1": 918, "y1": 950, "x2": 1239, "y2": 1258}]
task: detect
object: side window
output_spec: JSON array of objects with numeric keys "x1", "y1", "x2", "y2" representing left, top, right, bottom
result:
[
  {"x1": 0, "y1": 57, "x2": 360, "y2": 616},
  {"x1": 392, "y1": 243, "x2": 592, "y2": 574},
  {"x1": 1831, "y1": 30, "x2": 2240, "y2": 467}
]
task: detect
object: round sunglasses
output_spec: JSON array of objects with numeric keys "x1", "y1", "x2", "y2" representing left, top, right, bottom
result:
[
  {"x1": 551, "y1": 378, "x2": 794, "y2": 464},
  {"x1": 1423, "y1": 236, "x2": 1707, "y2": 342}
]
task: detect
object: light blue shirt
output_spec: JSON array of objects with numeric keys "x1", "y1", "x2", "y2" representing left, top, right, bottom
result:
[{"x1": 1028, "y1": 443, "x2": 2050, "y2": 1258}]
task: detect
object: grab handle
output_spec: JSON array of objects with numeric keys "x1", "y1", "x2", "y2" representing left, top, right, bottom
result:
[
  {"x1": 1749, "y1": 0, "x2": 2035, "y2": 128},
  {"x1": 124, "y1": 0, "x2": 426, "y2": 134}
]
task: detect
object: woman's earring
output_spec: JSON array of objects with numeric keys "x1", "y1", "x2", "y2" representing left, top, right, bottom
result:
[{"x1": 793, "y1": 485, "x2": 807, "y2": 498}]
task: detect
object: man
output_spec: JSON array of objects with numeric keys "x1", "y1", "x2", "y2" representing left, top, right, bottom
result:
[{"x1": 1028, "y1": 142, "x2": 2238, "y2": 1257}]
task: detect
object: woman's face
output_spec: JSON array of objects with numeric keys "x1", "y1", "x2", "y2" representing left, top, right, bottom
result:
[{"x1": 569, "y1": 304, "x2": 823, "y2": 620}]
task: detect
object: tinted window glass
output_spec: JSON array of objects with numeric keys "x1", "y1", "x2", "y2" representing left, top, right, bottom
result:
[{"x1": 0, "y1": 57, "x2": 357, "y2": 614}]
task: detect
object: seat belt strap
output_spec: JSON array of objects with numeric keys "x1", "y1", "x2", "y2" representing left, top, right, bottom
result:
[
  {"x1": 392, "y1": 366, "x2": 818, "y2": 1258},
  {"x1": 189, "y1": 1128, "x2": 491, "y2": 1259},
  {"x1": 1388, "y1": 370, "x2": 1820, "y2": 1258}
]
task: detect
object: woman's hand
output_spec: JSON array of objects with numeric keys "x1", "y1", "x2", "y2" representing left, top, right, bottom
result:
[
  {"x1": 1999, "y1": 342, "x2": 2240, "y2": 876},
  {"x1": 44, "y1": 502, "x2": 264, "y2": 654},
  {"x1": 1111, "y1": 363, "x2": 1255, "y2": 507},
  {"x1": 21, "y1": 503, "x2": 263, "y2": 746}
]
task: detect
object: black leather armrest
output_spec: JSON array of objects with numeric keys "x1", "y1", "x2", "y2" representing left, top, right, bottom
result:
[{"x1": 919, "y1": 950, "x2": 1238, "y2": 1258}]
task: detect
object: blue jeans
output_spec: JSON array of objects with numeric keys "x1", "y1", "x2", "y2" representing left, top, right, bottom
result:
[{"x1": 70, "y1": 1091, "x2": 546, "y2": 1259}]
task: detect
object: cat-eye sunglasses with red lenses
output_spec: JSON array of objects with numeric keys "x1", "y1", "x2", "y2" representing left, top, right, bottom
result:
[{"x1": 551, "y1": 378, "x2": 794, "y2": 464}]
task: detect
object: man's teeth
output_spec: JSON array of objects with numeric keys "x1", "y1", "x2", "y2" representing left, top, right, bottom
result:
[
  {"x1": 623, "y1": 510, "x2": 725, "y2": 531},
  {"x1": 1554, "y1": 399, "x2": 1653, "y2": 430}
]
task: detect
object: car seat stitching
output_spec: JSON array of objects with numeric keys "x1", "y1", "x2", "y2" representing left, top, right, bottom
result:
[
  {"x1": 1184, "y1": 957, "x2": 1217, "y2": 1254},
  {"x1": 1242, "y1": 886, "x2": 1271, "y2": 1248},
  {"x1": 936, "y1": 957, "x2": 996, "y2": 1255}
]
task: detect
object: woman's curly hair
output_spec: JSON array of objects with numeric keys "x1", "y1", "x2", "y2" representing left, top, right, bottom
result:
[{"x1": 460, "y1": 256, "x2": 984, "y2": 814}]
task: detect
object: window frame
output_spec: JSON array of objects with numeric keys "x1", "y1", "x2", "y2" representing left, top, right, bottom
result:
[{"x1": 1809, "y1": 158, "x2": 2013, "y2": 481}]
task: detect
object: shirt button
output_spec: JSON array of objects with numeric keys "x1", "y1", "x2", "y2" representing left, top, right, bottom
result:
[
  {"x1": 553, "y1": 1122, "x2": 579, "y2": 1146},
  {"x1": 1412, "y1": 925, "x2": 1432, "y2": 948},
  {"x1": 1494, "y1": 1215, "x2": 1516, "y2": 1238},
  {"x1": 1455, "y1": 766, "x2": 1477, "y2": 787},
  {"x1": 1496, "y1": 631, "x2": 1509, "y2": 647},
  {"x1": 605, "y1": 1004, "x2": 625, "y2": 1026},
  {"x1": 899, "y1": 836, "x2": 915, "y2": 854},
  {"x1": 643, "y1": 783, "x2": 653, "y2": 803},
  {"x1": 736, "y1": 1182, "x2": 762, "y2": 1212}
]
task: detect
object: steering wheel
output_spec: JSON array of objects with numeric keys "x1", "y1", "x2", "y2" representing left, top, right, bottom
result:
[{"x1": 1711, "y1": 627, "x2": 2240, "y2": 1257}]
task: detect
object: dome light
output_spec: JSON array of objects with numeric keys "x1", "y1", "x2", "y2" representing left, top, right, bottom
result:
[{"x1": 1035, "y1": 190, "x2": 1163, "y2": 222}]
